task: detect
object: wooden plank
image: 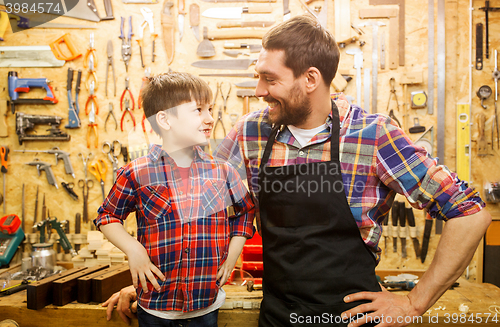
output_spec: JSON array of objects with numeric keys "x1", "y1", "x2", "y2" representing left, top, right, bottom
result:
[
  {"x1": 369, "y1": 0, "x2": 405, "y2": 66},
  {"x1": 358, "y1": 8, "x2": 399, "y2": 70},
  {"x1": 334, "y1": 0, "x2": 351, "y2": 43},
  {"x1": 53, "y1": 265, "x2": 109, "y2": 306},
  {"x1": 92, "y1": 264, "x2": 132, "y2": 302},
  {"x1": 77, "y1": 264, "x2": 125, "y2": 303},
  {"x1": 27, "y1": 267, "x2": 88, "y2": 310}
]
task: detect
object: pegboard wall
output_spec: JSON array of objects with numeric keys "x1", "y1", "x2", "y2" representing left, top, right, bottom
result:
[{"x1": 0, "y1": 0, "x2": 498, "y2": 281}]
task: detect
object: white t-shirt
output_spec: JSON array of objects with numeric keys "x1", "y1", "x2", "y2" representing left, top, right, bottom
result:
[
  {"x1": 139, "y1": 288, "x2": 226, "y2": 320},
  {"x1": 288, "y1": 124, "x2": 327, "y2": 148}
]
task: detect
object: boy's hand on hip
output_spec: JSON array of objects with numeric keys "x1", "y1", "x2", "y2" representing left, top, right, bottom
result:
[
  {"x1": 216, "y1": 261, "x2": 233, "y2": 288},
  {"x1": 127, "y1": 243, "x2": 166, "y2": 293}
]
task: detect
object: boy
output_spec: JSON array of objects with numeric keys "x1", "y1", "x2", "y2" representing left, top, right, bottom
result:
[{"x1": 94, "y1": 72, "x2": 255, "y2": 326}]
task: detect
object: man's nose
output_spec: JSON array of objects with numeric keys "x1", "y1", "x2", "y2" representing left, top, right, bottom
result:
[{"x1": 255, "y1": 78, "x2": 268, "y2": 98}]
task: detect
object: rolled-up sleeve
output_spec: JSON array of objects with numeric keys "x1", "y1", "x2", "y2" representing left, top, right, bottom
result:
[
  {"x1": 226, "y1": 164, "x2": 255, "y2": 239},
  {"x1": 94, "y1": 166, "x2": 137, "y2": 229},
  {"x1": 376, "y1": 116, "x2": 485, "y2": 220}
]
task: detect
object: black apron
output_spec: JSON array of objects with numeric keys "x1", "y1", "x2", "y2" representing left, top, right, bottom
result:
[{"x1": 257, "y1": 101, "x2": 381, "y2": 326}]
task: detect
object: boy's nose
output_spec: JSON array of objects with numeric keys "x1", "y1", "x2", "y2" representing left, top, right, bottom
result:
[{"x1": 203, "y1": 111, "x2": 215, "y2": 124}]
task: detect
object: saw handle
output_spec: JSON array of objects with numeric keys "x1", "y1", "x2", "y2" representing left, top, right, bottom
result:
[
  {"x1": 102, "y1": 0, "x2": 114, "y2": 20},
  {"x1": 178, "y1": 0, "x2": 186, "y2": 15},
  {"x1": 189, "y1": 3, "x2": 199, "y2": 26},
  {"x1": 50, "y1": 33, "x2": 82, "y2": 61},
  {"x1": 243, "y1": 6, "x2": 273, "y2": 13}
]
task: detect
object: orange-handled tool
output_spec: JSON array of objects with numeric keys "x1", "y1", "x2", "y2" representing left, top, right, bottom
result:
[
  {"x1": 1, "y1": 146, "x2": 9, "y2": 214},
  {"x1": 49, "y1": 33, "x2": 82, "y2": 61}
]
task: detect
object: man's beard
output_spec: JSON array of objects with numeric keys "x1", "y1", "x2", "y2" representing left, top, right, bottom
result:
[{"x1": 266, "y1": 83, "x2": 311, "y2": 126}]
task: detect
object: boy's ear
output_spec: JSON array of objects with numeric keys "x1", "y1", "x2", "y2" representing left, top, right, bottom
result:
[{"x1": 156, "y1": 111, "x2": 171, "y2": 131}]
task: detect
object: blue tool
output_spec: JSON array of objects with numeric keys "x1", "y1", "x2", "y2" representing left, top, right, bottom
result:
[
  {"x1": 0, "y1": 214, "x2": 25, "y2": 267},
  {"x1": 65, "y1": 68, "x2": 82, "y2": 129},
  {"x1": 8, "y1": 71, "x2": 58, "y2": 114}
]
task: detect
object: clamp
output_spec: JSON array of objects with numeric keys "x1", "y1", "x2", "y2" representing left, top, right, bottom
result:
[{"x1": 85, "y1": 81, "x2": 99, "y2": 115}]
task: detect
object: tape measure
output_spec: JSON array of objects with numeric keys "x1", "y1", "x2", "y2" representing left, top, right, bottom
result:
[{"x1": 411, "y1": 91, "x2": 428, "y2": 109}]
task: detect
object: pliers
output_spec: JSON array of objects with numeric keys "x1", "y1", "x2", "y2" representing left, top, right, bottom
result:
[
  {"x1": 138, "y1": 68, "x2": 151, "y2": 110},
  {"x1": 105, "y1": 103, "x2": 118, "y2": 132},
  {"x1": 120, "y1": 16, "x2": 133, "y2": 72},
  {"x1": 121, "y1": 98, "x2": 136, "y2": 132},
  {"x1": 84, "y1": 33, "x2": 97, "y2": 70},
  {"x1": 87, "y1": 106, "x2": 98, "y2": 149},
  {"x1": 213, "y1": 105, "x2": 226, "y2": 139},
  {"x1": 219, "y1": 81, "x2": 231, "y2": 113},
  {"x1": 85, "y1": 81, "x2": 99, "y2": 115},
  {"x1": 85, "y1": 55, "x2": 98, "y2": 92},
  {"x1": 105, "y1": 40, "x2": 116, "y2": 97},
  {"x1": 120, "y1": 77, "x2": 135, "y2": 111}
]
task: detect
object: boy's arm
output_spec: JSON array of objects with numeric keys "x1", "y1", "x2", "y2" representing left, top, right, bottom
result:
[
  {"x1": 100, "y1": 223, "x2": 165, "y2": 293},
  {"x1": 216, "y1": 236, "x2": 246, "y2": 287}
]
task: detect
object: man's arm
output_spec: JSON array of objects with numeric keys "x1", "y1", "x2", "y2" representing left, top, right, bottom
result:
[{"x1": 342, "y1": 209, "x2": 491, "y2": 327}]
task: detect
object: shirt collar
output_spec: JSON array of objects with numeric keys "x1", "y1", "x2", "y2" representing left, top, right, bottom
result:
[{"x1": 148, "y1": 144, "x2": 212, "y2": 164}]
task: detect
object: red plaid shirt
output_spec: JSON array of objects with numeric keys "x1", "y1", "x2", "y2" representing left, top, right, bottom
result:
[{"x1": 94, "y1": 144, "x2": 255, "y2": 312}]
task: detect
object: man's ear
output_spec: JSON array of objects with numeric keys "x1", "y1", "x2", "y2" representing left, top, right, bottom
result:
[
  {"x1": 304, "y1": 68, "x2": 322, "y2": 93},
  {"x1": 156, "y1": 111, "x2": 171, "y2": 131}
]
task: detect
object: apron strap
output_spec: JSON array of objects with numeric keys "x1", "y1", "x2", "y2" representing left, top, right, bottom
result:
[{"x1": 260, "y1": 100, "x2": 342, "y2": 168}]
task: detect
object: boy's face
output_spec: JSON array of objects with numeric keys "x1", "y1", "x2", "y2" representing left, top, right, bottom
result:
[{"x1": 165, "y1": 100, "x2": 214, "y2": 148}]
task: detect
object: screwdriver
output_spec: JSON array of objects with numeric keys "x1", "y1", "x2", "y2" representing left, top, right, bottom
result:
[{"x1": 1, "y1": 146, "x2": 9, "y2": 214}]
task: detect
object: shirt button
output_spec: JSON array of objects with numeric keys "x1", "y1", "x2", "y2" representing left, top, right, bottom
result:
[
  {"x1": 299, "y1": 150, "x2": 305, "y2": 156},
  {"x1": 180, "y1": 191, "x2": 183, "y2": 195},
  {"x1": 184, "y1": 248, "x2": 190, "y2": 253}
]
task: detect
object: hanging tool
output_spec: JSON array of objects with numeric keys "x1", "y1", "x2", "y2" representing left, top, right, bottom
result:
[
  {"x1": 162, "y1": 1, "x2": 175, "y2": 65},
  {"x1": 49, "y1": 33, "x2": 82, "y2": 61},
  {"x1": 106, "y1": 40, "x2": 117, "y2": 97},
  {"x1": 25, "y1": 159, "x2": 58, "y2": 189},
  {"x1": 89, "y1": 159, "x2": 108, "y2": 201},
  {"x1": 78, "y1": 152, "x2": 94, "y2": 223},
  {"x1": 87, "y1": 107, "x2": 98, "y2": 149},
  {"x1": 436, "y1": 0, "x2": 445, "y2": 247},
  {"x1": 405, "y1": 204, "x2": 421, "y2": 258},
  {"x1": 201, "y1": 6, "x2": 273, "y2": 19},
  {"x1": 200, "y1": 73, "x2": 259, "y2": 78},
  {"x1": 229, "y1": 113, "x2": 240, "y2": 127},
  {"x1": 175, "y1": 0, "x2": 185, "y2": 41},
  {"x1": 387, "y1": 77, "x2": 401, "y2": 127},
  {"x1": 121, "y1": 99, "x2": 136, "y2": 132},
  {"x1": 382, "y1": 214, "x2": 390, "y2": 255},
  {"x1": 86, "y1": 56, "x2": 98, "y2": 92},
  {"x1": 7, "y1": 13, "x2": 99, "y2": 30},
  {"x1": 420, "y1": 213, "x2": 433, "y2": 263},
  {"x1": 493, "y1": 50, "x2": 500, "y2": 150},
  {"x1": 193, "y1": 58, "x2": 257, "y2": 70},
  {"x1": 400, "y1": 72, "x2": 423, "y2": 131},
  {"x1": 120, "y1": 78, "x2": 136, "y2": 111},
  {"x1": 456, "y1": 105, "x2": 471, "y2": 183},
  {"x1": 398, "y1": 200, "x2": 407, "y2": 258},
  {"x1": 120, "y1": 16, "x2": 133, "y2": 72},
  {"x1": 494, "y1": 101, "x2": 499, "y2": 150},
  {"x1": 380, "y1": 31, "x2": 386, "y2": 70},
  {"x1": 15, "y1": 112, "x2": 71, "y2": 145},
  {"x1": 0, "y1": 45, "x2": 65, "y2": 67},
  {"x1": 33, "y1": 185, "x2": 39, "y2": 232},
  {"x1": 14, "y1": 147, "x2": 75, "y2": 178},
  {"x1": 476, "y1": 23, "x2": 484, "y2": 70},
  {"x1": 391, "y1": 201, "x2": 399, "y2": 253},
  {"x1": 219, "y1": 82, "x2": 232, "y2": 113},
  {"x1": 197, "y1": 26, "x2": 216, "y2": 58},
  {"x1": 189, "y1": 3, "x2": 201, "y2": 41},
  {"x1": 138, "y1": 7, "x2": 157, "y2": 67},
  {"x1": 85, "y1": 81, "x2": 99, "y2": 115},
  {"x1": 8, "y1": 71, "x2": 58, "y2": 114},
  {"x1": 0, "y1": 214, "x2": 25, "y2": 266},
  {"x1": 283, "y1": 0, "x2": 290, "y2": 20},
  {"x1": 335, "y1": 0, "x2": 351, "y2": 48},
  {"x1": 479, "y1": 1, "x2": 500, "y2": 59},
  {"x1": 138, "y1": 68, "x2": 152, "y2": 110},
  {"x1": 223, "y1": 43, "x2": 262, "y2": 53},
  {"x1": 105, "y1": 103, "x2": 118, "y2": 132},
  {"x1": 359, "y1": 21, "x2": 385, "y2": 113},
  {"x1": 61, "y1": 182, "x2": 79, "y2": 201},
  {"x1": 0, "y1": 100, "x2": 7, "y2": 138},
  {"x1": 84, "y1": 33, "x2": 98, "y2": 70},
  {"x1": 65, "y1": 68, "x2": 81, "y2": 129},
  {"x1": 409, "y1": 118, "x2": 425, "y2": 134},
  {"x1": 410, "y1": 91, "x2": 427, "y2": 109},
  {"x1": 493, "y1": 50, "x2": 500, "y2": 102},
  {"x1": 346, "y1": 47, "x2": 363, "y2": 106},
  {"x1": 1, "y1": 146, "x2": 8, "y2": 214},
  {"x1": 364, "y1": 67, "x2": 371, "y2": 112},
  {"x1": 213, "y1": 106, "x2": 227, "y2": 139},
  {"x1": 235, "y1": 80, "x2": 258, "y2": 88},
  {"x1": 477, "y1": 85, "x2": 492, "y2": 109},
  {"x1": 103, "y1": 141, "x2": 122, "y2": 184},
  {"x1": 237, "y1": 90, "x2": 257, "y2": 115},
  {"x1": 205, "y1": 29, "x2": 266, "y2": 40},
  {"x1": 223, "y1": 50, "x2": 250, "y2": 58},
  {"x1": 298, "y1": 0, "x2": 327, "y2": 29}
]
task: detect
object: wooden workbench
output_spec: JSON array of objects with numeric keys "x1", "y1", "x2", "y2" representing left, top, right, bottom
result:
[{"x1": 0, "y1": 278, "x2": 499, "y2": 326}]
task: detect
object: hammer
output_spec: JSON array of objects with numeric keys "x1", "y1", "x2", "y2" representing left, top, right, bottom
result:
[{"x1": 236, "y1": 89, "x2": 257, "y2": 115}]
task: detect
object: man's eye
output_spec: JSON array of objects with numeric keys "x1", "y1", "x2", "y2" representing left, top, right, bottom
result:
[{"x1": 267, "y1": 79, "x2": 274, "y2": 83}]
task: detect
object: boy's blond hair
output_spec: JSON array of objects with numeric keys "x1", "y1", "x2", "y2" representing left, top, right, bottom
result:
[{"x1": 141, "y1": 72, "x2": 212, "y2": 135}]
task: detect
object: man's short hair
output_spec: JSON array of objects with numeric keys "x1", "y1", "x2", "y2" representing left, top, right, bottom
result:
[
  {"x1": 141, "y1": 72, "x2": 212, "y2": 135},
  {"x1": 262, "y1": 14, "x2": 340, "y2": 85}
]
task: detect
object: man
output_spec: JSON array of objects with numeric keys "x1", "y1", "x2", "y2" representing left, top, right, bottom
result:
[{"x1": 103, "y1": 15, "x2": 491, "y2": 327}]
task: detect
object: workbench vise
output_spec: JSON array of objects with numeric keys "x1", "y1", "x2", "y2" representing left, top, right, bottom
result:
[
  {"x1": 16, "y1": 112, "x2": 70, "y2": 145},
  {"x1": 8, "y1": 71, "x2": 58, "y2": 114}
]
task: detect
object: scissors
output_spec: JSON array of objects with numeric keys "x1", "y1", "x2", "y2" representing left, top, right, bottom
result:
[
  {"x1": 78, "y1": 179, "x2": 94, "y2": 223},
  {"x1": 89, "y1": 159, "x2": 108, "y2": 201},
  {"x1": 102, "y1": 140, "x2": 122, "y2": 183},
  {"x1": 78, "y1": 152, "x2": 94, "y2": 180}
]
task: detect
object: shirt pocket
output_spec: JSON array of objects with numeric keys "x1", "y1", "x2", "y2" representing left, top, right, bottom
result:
[
  {"x1": 201, "y1": 179, "x2": 228, "y2": 218},
  {"x1": 139, "y1": 185, "x2": 172, "y2": 222}
]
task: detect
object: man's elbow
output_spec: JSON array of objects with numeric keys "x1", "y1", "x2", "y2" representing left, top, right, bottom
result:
[{"x1": 477, "y1": 209, "x2": 493, "y2": 232}]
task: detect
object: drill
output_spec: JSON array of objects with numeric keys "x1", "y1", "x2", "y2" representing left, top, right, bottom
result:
[{"x1": 8, "y1": 71, "x2": 58, "y2": 114}]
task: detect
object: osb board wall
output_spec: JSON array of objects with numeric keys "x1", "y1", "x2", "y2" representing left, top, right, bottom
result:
[{"x1": 0, "y1": 0, "x2": 494, "y2": 281}]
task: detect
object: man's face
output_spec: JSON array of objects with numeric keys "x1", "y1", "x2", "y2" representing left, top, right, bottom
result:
[
  {"x1": 255, "y1": 49, "x2": 311, "y2": 126},
  {"x1": 166, "y1": 100, "x2": 214, "y2": 148}
]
